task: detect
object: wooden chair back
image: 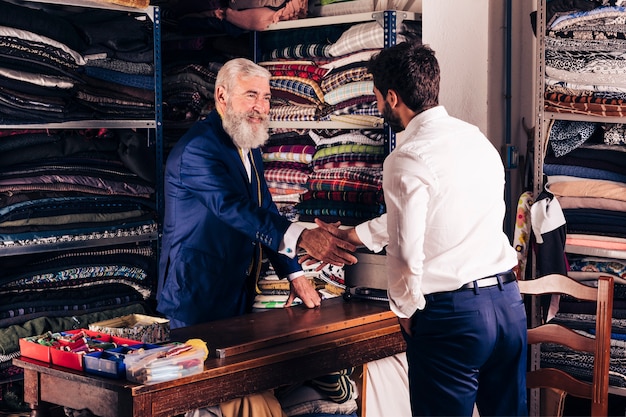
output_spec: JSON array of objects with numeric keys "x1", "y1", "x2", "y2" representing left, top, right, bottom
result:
[{"x1": 518, "y1": 274, "x2": 614, "y2": 416}]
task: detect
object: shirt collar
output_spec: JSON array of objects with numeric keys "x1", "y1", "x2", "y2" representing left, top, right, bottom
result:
[{"x1": 396, "y1": 106, "x2": 448, "y2": 148}]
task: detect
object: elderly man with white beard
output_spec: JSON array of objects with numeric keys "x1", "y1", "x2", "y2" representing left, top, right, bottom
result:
[{"x1": 157, "y1": 58, "x2": 357, "y2": 329}]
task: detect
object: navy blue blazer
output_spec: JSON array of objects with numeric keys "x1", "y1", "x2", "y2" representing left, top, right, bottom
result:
[{"x1": 157, "y1": 110, "x2": 301, "y2": 324}]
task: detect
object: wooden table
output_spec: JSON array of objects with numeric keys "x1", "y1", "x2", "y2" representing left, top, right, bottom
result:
[{"x1": 14, "y1": 297, "x2": 405, "y2": 417}]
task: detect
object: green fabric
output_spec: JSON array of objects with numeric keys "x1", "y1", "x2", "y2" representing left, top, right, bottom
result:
[{"x1": 0, "y1": 303, "x2": 148, "y2": 355}]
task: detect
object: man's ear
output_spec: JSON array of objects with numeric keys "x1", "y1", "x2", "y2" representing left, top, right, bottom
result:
[
  {"x1": 386, "y1": 89, "x2": 400, "y2": 108},
  {"x1": 215, "y1": 85, "x2": 227, "y2": 105}
]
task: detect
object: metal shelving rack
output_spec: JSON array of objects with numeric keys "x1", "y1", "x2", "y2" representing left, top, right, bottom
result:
[
  {"x1": 532, "y1": 0, "x2": 626, "y2": 406},
  {"x1": 0, "y1": 0, "x2": 163, "y2": 256}
]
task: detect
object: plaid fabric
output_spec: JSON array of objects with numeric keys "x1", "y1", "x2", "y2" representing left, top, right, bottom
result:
[
  {"x1": 309, "y1": 129, "x2": 384, "y2": 145},
  {"x1": 321, "y1": 66, "x2": 372, "y2": 93},
  {"x1": 306, "y1": 178, "x2": 382, "y2": 192},
  {"x1": 296, "y1": 199, "x2": 385, "y2": 217},
  {"x1": 312, "y1": 153, "x2": 385, "y2": 170},
  {"x1": 264, "y1": 167, "x2": 310, "y2": 185},
  {"x1": 310, "y1": 167, "x2": 383, "y2": 186},
  {"x1": 327, "y1": 114, "x2": 384, "y2": 127},
  {"x1": 332, "y1": 101, "x2": 380, "y2": 117},
  {"x1": 264, "y1": 144, "x2": 316, "y2": 155},
  {"x1": 330, "y1": 94, "x2": 376, "y2": 110},
  {"x1": 263, "y1": 151, "x2": 313, "y2": 163},
  {"x1": 266, "y1": 180, "x2": 308, "y2": 191},
  {"x1": 302, "y1": 190, "x2": 384, "y2": 204},
  {"x1": 269, "y1": 188, "x2": 307, "y2": 197},
  {"x1": 265, "y1": 43, "x2": 332, "y2": 60},
  {"x1": 263, "y1": 63, "x2": 329, "y2": 82},
  {"x1": 313, "y1": 143, "x2": 385, "y2": 159},
  {"x1": 264, "y1": 161, "x2": 311, "y2": 172},
  {"x1": 324, "y1": 81, "x2": 374, "y2": 105},
  {"x1": 270, "y1": 104, "x2": 319, "y2": 121},
  {"x1": 328, "y1": 21, "x2": 406, "y2": 57},
  {"x1": 271, "y1": 76, "x2": 325, "y2": 104},
  {"x1": 313, "y1": 159, "x2": 383, "y2": 170}
]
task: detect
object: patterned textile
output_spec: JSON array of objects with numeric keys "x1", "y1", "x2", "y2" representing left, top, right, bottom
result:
[
  {"x1": 540, "y1": 312, "x2": 626, "y2": 388},
  {"x1": 331, "y1": 100, "x2": 380, "y2": 117},
  {"x1": 307, "y1": 178, "x2": 382, "y2": 192},
  {"x1": 513, "y1": 191, "x2": 533, "y2": 279},
  {"x1": 313, "y1": 142, "x2": 385, "y2": 159},
  {"x1": 569, "y1": 255, "x2": 626, "y2": 279},
  {"x1": 310, "y1": 167, "x2": 383, "y2": 186},
  {"x1": 270, "y1": 104, "x2": 319, "y2": 121},
  {"x1": 312, "y1": 153, "x2": 385, "y2": 170},
  {"x1": 270, "y1": 76, "x2": 325, "y2": 105},
  {"x1": 320, "y1": 66, "x2": 372, "y2": 93},
  {"x1": 264, "y1": 167, "x2": 310, "y2": 185},
  {"x1": 545, "y1": 95, "x2": 626, "y2": 117},
  {"x1": 327, "y1": 113, "x2": 383, "y2": 127},
  {"x1": 548, "y1": 119, "x2": 598, "y2": 156},
  {"x1": 263, "y1": 144, "x2": 316, "y2": 163},
  {"x1": 328, "y1": 21, "x2": 406, "y2": 57},
  {"x1": 309, "y1": 129, "x2": 384, "y2": 146},
  {"x1": 265, "y1": 43, "x2": 332, "y2": 60},
  {"x1": 263, "y1": 161, "x2": 311, "y2": 172},
  {"x1": 302, "y1": 190, "x2": 384, "y2": 204},
  {"x1": 323, "y1": 81, "x2": 374, "y2": 105},
  {"x1": 263, "y1": 63, "x2": 329, "y2": 83},
  {"x1": 543, "y1": 6, "x2": 626, "y2": 116},
  {"x1": 604, "y1": 123, "x2": 626, "y2": 144},
  {"x1": 296, "y1": 199, "x2": 385, "y2": 218}
]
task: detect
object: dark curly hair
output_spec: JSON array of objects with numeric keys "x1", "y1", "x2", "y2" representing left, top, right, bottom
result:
[{"x1": 367, "y1": 41, "x2": 440, "y2": 113}]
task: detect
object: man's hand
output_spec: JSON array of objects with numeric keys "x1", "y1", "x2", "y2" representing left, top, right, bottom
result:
[
  {"x1": 398, "y1": 317, "x2": 413, "y2": 337},
  {"x1": 314, "y1": 218, "x2": 363, "y2": 247},
  {"x1": 297, "y1": 223, "x2": 357, "y2": 267},
  {"x1": 286, "y1": 276, "x2": 321, "y2": 308}
]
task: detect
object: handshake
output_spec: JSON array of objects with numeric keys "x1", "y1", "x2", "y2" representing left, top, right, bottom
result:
[{"x1": 296, "y1": 218, "x2": 363, "y2": 268}]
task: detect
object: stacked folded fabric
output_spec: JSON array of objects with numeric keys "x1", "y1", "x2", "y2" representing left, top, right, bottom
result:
[
  {"x1": 298, "y1": 129, "x2": 386, "y2": 226},
  {"x1": 262, "y1": 130, "x2": 315, "y2": 221},
  {"x1": 542, "y1": 5, "x2": 626, "y2": 117},
  {"x1": 259, "y1": 19, "x2": 420, "y2": 126},
  {"x1": 0, "y1": 1, "x2": 156, "y2": 123}
]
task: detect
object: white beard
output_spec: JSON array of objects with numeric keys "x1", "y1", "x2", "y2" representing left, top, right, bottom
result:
[{"x1": 222, "y1": 109, "x2": 270, "y2": 149}]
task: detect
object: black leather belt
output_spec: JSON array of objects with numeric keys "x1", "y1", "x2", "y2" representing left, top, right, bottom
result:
[{"x1": 458, "y1": 270, "x2": 517, "y2": 291}]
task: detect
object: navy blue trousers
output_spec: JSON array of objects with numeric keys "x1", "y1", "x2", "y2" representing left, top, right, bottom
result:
[{"x1": 404, "y1": 280, "x2": 528, "y2": 417}]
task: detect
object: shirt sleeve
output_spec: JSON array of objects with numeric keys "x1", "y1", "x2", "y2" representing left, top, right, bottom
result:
[
  {"x1": 279, "y1": 222, "x2": 307, "y2": 258},
  {"x1": 355, "y1": 214, "x2": 388, "y2": 253}
]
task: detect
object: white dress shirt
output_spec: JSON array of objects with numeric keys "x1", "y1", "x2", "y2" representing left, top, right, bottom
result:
[{"x1": 358, "y1": 106, "x2": 518, "y2": 318}]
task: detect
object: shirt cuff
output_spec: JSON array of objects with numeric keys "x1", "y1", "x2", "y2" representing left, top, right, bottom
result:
[
  {"x1": 286, "y1": 270, "x2": 305, "y2": 282},
  {"x1": 355, "y1": 218, "x2": 387, "y2": 253},
  {"x1": 279, "y1": 222, "x2": 307, "y2": 258}
]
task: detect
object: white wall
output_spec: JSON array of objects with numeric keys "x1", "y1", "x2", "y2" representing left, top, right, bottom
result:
[{"x1": 421, "y1": 0, "x2": 535, "y2": 235}]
